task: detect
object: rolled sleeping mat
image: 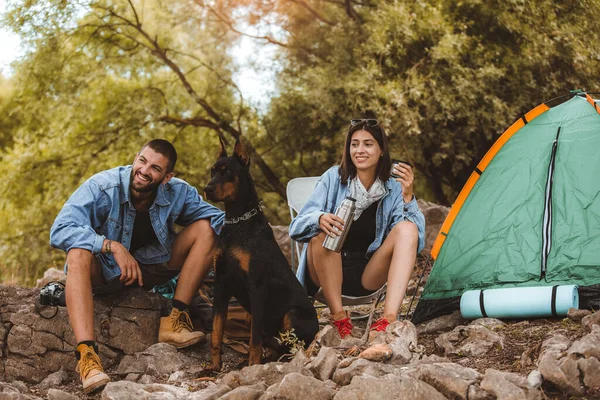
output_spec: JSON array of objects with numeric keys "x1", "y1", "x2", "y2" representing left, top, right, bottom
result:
[{"x1": 460, "y1": 285, "x2": 579, "y2": 319}]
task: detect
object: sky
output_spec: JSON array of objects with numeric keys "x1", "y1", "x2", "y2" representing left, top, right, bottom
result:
[
  {"x1": 0, "y1": 0, "x2": 24, "y2": 75},
  {"x1": 0, "y1": 0, "x2": 276, "y2": 108}
]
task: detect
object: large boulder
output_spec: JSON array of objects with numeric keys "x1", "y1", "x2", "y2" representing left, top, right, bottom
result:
[
  {"x1": 417, "y1": 199, "x2": 450, "y2": 256},
  {"x1": 0, "y1": 286, "x2": 168, "y2": 383}
]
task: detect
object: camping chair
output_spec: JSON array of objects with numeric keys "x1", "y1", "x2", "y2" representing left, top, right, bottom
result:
[
  {"x1": 286, "y1": 177, "x2": 387, "y2": 320},
  {"x1": 287, "y1": 177, "x2": 321, "y2": 272}
]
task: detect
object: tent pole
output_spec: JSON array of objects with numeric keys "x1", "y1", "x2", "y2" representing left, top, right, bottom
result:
[{"x1": 404, "y1": 253, "x2": 432, "y2": 321}]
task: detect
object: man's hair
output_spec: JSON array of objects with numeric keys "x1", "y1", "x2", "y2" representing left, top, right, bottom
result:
[{"x1": 141, "y1": 139, "x2": 178, "y2": 173}]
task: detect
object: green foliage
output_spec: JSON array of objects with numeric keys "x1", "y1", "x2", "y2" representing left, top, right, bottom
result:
[
  {"x1": 0, "y1": 0, "x2": 251, "y2": 284},
  {"x1": 261, "y1": 0, "x2": 600, "y2": 204},
  {"x1": 275, "y1": 328, "x2": 306, "y2": 356}
]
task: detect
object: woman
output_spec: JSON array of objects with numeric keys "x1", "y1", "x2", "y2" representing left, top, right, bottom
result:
[{"x1": 289, "y1": 119, "x2": 425, "y2": 338}]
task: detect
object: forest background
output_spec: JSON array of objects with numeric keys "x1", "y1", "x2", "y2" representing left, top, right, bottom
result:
[{"x1": 1, "y1": 0, "x2": 600, "y2": 286}]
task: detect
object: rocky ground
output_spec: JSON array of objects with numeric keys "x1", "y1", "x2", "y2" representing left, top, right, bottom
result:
[
  {"x1": 2, "y1": 208, "x2": 600, "y2": 399},
  {"x1": 1, "y1": 282, "x2": 600, "y2": 399}
]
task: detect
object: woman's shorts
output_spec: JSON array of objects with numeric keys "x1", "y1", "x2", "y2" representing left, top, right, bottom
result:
[{"x1": 305, "y1": 250, "x2": 376, "y2": 297}]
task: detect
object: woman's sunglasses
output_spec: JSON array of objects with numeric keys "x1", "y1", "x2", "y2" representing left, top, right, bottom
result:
[{"x1": 350, "y1": 118, "x2": 379, "y2": 127}]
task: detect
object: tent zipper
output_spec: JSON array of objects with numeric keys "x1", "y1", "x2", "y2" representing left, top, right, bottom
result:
[{"x1": 541, "y1": 127, "x2": 561, "y2": 277}]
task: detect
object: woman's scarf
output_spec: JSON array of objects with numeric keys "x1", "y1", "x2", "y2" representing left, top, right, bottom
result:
[{"x1": 348, "y1": 177, "x2": 386, "y2": 220}]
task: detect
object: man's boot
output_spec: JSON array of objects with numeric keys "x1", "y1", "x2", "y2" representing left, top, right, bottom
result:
[
  {"x1": 76, "y1": 343, "x2": 110, "y2": 394},
  {"x1": 158, "y1": 308, "x2": 206, "y2": 348}
]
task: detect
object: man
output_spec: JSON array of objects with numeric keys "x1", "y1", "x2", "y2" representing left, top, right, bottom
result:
[{"x1": 50, "y1": 139, "x2": 223, "y2": 393}]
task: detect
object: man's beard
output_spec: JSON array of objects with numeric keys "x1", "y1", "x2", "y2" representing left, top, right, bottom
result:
[{"x1": 130, "y1": 170, "x2": 161, "y2": 194}]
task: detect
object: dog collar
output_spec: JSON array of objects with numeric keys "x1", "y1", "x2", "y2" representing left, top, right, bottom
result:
[{"x1": 224, "y1": 202, "x2": 265, "y2": 225}]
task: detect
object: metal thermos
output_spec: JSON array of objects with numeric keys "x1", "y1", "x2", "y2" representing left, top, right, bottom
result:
[{"x1": 322, "y1": 196, "x2": 356, "y2": 252}]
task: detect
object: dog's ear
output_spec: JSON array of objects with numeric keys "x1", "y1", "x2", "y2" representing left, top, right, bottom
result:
[
  {"x1": 233, "y1": 138, "x2": 250, "y2": 167},
  {"x1": 218, "y1": 136, "x2": 228, "y2": 159}
]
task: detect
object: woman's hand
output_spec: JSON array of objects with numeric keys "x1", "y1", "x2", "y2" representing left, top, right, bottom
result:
[
  {"x1": 392, "y1": 162, "x2": 415, "y2": 203},
  {"x1": 111, "y1": 241, "x2": 144, "y2": 287},
  {"x1": 319, "y1": 213, "x2": 345, "y2": 238}
]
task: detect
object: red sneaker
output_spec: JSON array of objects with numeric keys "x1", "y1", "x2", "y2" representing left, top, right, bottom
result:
[
  {"x1": 370, "y1": 316, "x2": 390, "y2": 332},
  {"x1": 332, "y1": 317, "x2": 353, "y2": 338}
]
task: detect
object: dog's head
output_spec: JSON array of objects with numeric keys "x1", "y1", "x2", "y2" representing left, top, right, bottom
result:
[{"x1": 204, "y1": 137, "x2": 251, "y2": 203}]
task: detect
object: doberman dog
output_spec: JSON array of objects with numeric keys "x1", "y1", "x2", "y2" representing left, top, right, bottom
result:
[{"x1": 204, "y1": 138, "x2": 319, "y2": 370}]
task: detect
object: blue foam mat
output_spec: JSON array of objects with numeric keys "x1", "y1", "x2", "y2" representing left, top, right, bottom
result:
[{"x1": 460, "y1": 285, "x2": 579, "y2": 319}]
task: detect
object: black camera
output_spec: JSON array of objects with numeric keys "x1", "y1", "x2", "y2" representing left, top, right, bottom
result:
[{"x1": 39, "y1": 281, "x2": 66, "y2": 307}]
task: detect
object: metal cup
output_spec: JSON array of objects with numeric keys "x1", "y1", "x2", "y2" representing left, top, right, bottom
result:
[{"x1": 391, "y1": 159, "x2": 411, "y2": 178}]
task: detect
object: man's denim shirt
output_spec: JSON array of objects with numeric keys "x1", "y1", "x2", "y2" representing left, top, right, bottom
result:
[
  {"x1": 50, "y1": 165, "x2": 224, "y2": 280},
  {"x1": 289, "y1": 166, "x2": 426, "y2": 286}
]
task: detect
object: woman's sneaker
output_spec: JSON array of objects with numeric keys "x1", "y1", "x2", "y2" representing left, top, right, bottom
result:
[
  {"x1": 370, "y1": 316, "x2": 391, "y2": 332},
  {"x1": 332, "y1": 311, "x2": 353, "y2": 338}
]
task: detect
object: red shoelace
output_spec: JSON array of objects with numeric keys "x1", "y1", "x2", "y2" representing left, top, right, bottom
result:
[
  {"x1": 370, "y1": 317, "x2": 390, "y2": 332},
  {"x1": 332, "y1": 317, "x2": 353, "y2": 338}
]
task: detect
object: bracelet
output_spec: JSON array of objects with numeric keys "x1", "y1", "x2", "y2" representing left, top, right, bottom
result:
[{"x1": 105, "y1": 239, "x2": 112, "y2": 254}]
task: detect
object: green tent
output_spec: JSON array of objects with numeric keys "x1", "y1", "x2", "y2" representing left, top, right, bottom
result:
[{"x1": 413, "y1": 93, "x2": 600, "y2": 323}]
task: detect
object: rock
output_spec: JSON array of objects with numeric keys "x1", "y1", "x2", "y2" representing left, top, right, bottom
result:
[
  {"x1": 388, "y1": 320, "x2": 418, "y2": 347},
  {"x1": 37, "y1": 369, "x2": 69, "y2": 390},
  {"x1": 435, "y1": 325, "x2": 504, "y2": 357},
  {"x1": 220, "y1": 361, "x2": 312, "y2": 389},
  {"x1": 581, "y1": 310, "x2": 600, "y2": 330},
  {"x1": 469, "y1": 318, "x2": 505, "y2": 330},
  {"x1": 567, "y1": 308, "x2": 591, "y2": 322},
  {"x1": 221, "y1": 382, "x2": 267, "y2": 400},
  {"x1": 168, "y1": 370, "x2": 186, "y2": 382},
  {"x1": 527, "y1": 370, "x2": 543, "y2": 389},
  {"x1": 306, "y1": 346, "x2": 339, "y2": 381},
  {"x1": 260, "y1": 372, "x2": 335, "y2": 400},
  {"x1": 411, "y1": 354, "x2": 449, "y2": 365},
  {"x1": 35, "y1": 268, "x2": 66, "y2": 288},
  {"x1": 332, "y1": 358, "x2": 395, "y2": 386},
  {"x1": 537, "y1": 334, "x2": 583, "y2": 396},
  {"x1": 101, "y1": 381, "x2": 229, "y2": 400},
  {"x1": 568, "y1": 325, "x2": 600, "y2": 359},
  {"x1": 479, "y1": 368, "x2": 542, "y2": 400},
  {"x1": 138, "y1": 374, "x2": 155, "y2": 384},
  {"x1": 577, "y1": 357, "x2": 600, "y2": 391},
  {"x1": 468, "y1": 385, "x2": 494, "y2": 400},
  {"x1": 124, "y1": 373, "x2": 140, "y2": 382},
  {"x1": 339, "y1": 336, "x2": 363, "y2": 348},
  {"x1": 116, "y1": 343, "x2": 193, "y2": 376},
  {"x1": 7, "y1": 381, "x2": 29, "y2": 394},
  {"x1": 0, "y1": 286, "x2": 168, "y2": 383},
  {"x1": 388, "y1": 337, "x2": 412, "y2": 365},
  {"x1": 192, "y1": 383, "x2": 234, "y2": 400},
  {"x1": 313, "y1": 325, "x2": 340, "y2": 348},
  {"x1": 0, "y1": 381, "x2": 42, "y2": 399},
  {"x1": 405, "y1": 362, "x2": 481, "y2": 400},
  {"x1": 46, "y1": 388, "x2": 80, "y2": 400},
  {"x1": 289, "y1": 349, "x2": 310, "y2": 368},
  {"x1": 417, "y1": 310, "x2": 465, "y2": 335},
  {"x1": 271, "y1": 225, "x2": 292, "y2": 266},
  {"x1": 0, "y1": 390, "x2": 43, "y2": 400},
  {"x1": 333, "y1": 374, "x2": 446, "y2": 400},
  {"x1": 359, "y1": 343, "x2": 393, "y2": 362},
  {"x1": 418, "y1": 199, "x2": 450, "y2": 256}
]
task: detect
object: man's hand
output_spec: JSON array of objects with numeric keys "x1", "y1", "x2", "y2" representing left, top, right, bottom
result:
[
  {"x1": 319, "y1": 213, "x2": 345, "y2": 238},
  {"x1": 110, "y1": 241, "x2": 144, "y2": 287}
]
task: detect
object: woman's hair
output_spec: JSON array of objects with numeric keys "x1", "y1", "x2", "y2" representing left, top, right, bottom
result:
[{"x1": 338, "y1": 120, "x2": 392, "y2": 184}]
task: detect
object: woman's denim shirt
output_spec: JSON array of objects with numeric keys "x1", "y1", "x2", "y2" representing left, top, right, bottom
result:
[
  {"x1": 289, "y1": 166, "x2": 426, "y2": 286},
  {"x1": 50, "y1": 165, "x2": 224, "y2": 277}
]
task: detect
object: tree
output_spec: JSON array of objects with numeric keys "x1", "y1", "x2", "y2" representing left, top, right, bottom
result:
[
  {"x1": 251, "y1": 0, "x2": 600, "y2": 204},
  {"x1": 0, "y1": 0, "x2": 284, "y2": 284}
]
